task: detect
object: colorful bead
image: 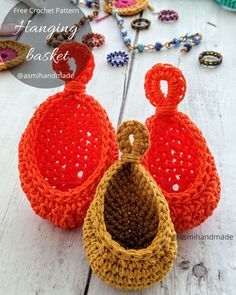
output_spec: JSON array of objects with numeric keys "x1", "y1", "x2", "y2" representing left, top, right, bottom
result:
[
  {"x1": 158, "y1": 10, "x2": 179, "y2": 23},
  {"x1": 123, "y1": 37, "x2": 131, "y2": 44},
  {"x1": 107, "y1": 51, "x2": 129, "y2": 67},
  {"x1": 173, "y1": 38, "x2": 180, "y2": 47},
  {"x1": 137, "y1": 44, "x2": 145, "y2": 52},
  {"x1": 117, "y1": 18, "x2": 124, "y2": 25},
  {"x1": 112, "y1": 9, "x2": 119, "y2": 16},
  {"x1": 193, "y1": 35, "x2": 201, "y2": 45},
  {"x1": 199, "y1": 51, "x2": 223, "y2": 67},
  {"x1": 82, "y1": 33, "x2": 105, "y2": 48},
  {"x1": 85, "y1": 0, "x2": 93, "y2": 8},
  {"x1": 131, "y1": 18, "x2": 151, "y2": 30},
  {"x1": 120, "y1": 28, "x2": 127, "y2": 36},
  {"x1": 183, "y1": 43, "x2": 192, "y2": 52},
  {"x1": 155, "y1": 42, "x2": 163, "y2": 51}
]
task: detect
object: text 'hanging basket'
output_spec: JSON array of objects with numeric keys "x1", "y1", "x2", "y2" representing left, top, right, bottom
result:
[
  {"x1": 143, "y1": 63, "x2": 221, "y2": 231},
  {"x1": 83, "y1": 120, "x2": 177, "y2": 290},
  {"x1": 18, "y1": 42, "x2": 118, "y2": 229}
]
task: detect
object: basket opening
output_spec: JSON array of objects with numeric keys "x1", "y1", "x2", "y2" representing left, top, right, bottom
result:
[
  {"x1": 104, "y1": 163, "x2": 159, "y2": 250},
  {"x1": 34, "y1": 98, "x2": 102, "y2": 191},
  {"x1": 147, "y1": 117, "x2": 199, "y2": 193}
]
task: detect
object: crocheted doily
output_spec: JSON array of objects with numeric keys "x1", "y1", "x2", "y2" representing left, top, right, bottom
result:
[
  {"x1": 18, "y1": 42, "x2": 118, "y2": 229},
  {"x1": 0, "y1": 40, "x2": 29, "y2": 71},
  {"x1": 83, "y1": 120, "x2": 177, "y2": 290},
  {"x1": 104, "y1": 0, "x2": 148, "y2": 16},
  {"x1": 143, "y1": 63, "x2": 221, "y2": 231}
]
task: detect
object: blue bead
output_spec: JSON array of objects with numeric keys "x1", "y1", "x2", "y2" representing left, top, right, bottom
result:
[
  {"x1": 183, "y1": 43, "x2": 192, "y2": 52},
  {"x1": 193, "y1": 36, "x2": 201, "y2": 45},
  {"x1": 173, "y1": 38, "x2": 180, "y2": 47},
  {"x1": 123, "y1": 37, "x2": 131, "y2": 44},
  {"x1": 85, "y1": 0, "x2": 92, "y2": 8},
  {"x1": 120, "y1": 28, "x2": 127, "y2": 36},
  {"x1": 155, "y1": 42, "x2": 162, "y2": 51},
  {"x1": 137, "y1": 44, "x2": 144, "y2": 53},
  {"x1": 117, "y1": 18, "x2": 124, "y2": 25}
]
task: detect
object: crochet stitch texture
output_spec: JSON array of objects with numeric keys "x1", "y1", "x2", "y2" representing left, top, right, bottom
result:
[
  {"x1": 83, "y1": 120, "x2": 177, "y2": 290},
  {"x1": 0, "y1": 40, "x2": 29, "y2": 71},
  {"x1": 215, "y1": 0, "x2": 236, "y2": 10},
  {"x1": 143, "y1": 63, "x2": 221, "y2": 231},
  {"x1": 18, "y1": 42, "x2": 118, "y2": 229},
  {"x1": 104, "y1": 0, "x2": 148, "y2": 16}
]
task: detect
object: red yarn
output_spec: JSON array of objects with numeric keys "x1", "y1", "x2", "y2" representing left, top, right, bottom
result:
[
  {"x1": 52, "y1": 41, "x2": 93, "y2": 83},
  {"x1": 143, "y1": 63, "x2": 221, "y2": 231},
  {"x1": 18, "y1": 42, "x2": 118, "y2": 229}
]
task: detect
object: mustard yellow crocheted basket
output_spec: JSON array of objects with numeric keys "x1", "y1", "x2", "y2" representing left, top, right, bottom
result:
[{"x1": 83, "y1": 120, "x2": 177, "y2": 290}]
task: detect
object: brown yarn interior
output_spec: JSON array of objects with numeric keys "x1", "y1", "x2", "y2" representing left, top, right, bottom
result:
[{"x1": 104, "y1": 163, "x2": 159, "y2": 250}]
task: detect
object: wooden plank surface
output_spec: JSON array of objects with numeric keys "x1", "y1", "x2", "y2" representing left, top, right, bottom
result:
[{"x1": 0, "y1": 0, "x2": 236, "y2": 294}]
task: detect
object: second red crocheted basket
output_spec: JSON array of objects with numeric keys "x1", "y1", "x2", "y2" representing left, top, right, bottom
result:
[
  {"x1": 18, "y1": 42, "x2": 118, "y2": 229},
  {"x1": 143, "y1": 63, "x2": 221, "y2": 231}
]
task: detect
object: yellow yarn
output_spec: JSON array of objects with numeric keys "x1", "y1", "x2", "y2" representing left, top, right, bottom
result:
[
  {"x1": 104, "y1": 0, "x2": 148, "y2": 16},
  {"x1": 0, "y1": 40, "x2": 29, "y2": 72},
  {"x1": 83, "y1": 120, "x2": 177, "y2": 290}
]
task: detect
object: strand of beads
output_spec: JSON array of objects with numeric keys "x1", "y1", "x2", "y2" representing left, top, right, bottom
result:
[
  {"x1": 111, "y1": 8, "x2": 202, "y2": 53},
  {"x1": 71, "y1": 0, "x2": 99, "y2": 8},
  {"x1": 47, "y1": 0, "x2": 100, "y2": 47}
]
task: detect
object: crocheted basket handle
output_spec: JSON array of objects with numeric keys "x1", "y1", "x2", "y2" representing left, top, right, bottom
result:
[
  {"x1": 52, "y1": 42, "x2": 94, "y2": 85},
  {"x1": 144, "y1": 64, "x2": 186, "y2": 114},
  {"x1": 117, "y1": 120, "x2": 150, "y2": 163}
]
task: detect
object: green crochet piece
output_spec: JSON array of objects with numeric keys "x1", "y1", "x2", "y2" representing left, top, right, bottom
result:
[{"x1": 215, "y1": 0, "x2": 236, "y2": 11}]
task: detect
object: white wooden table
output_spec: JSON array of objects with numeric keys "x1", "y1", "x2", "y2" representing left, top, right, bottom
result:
[{"x1": 0, "y1": 0, "x2": 236, "y2": 294}]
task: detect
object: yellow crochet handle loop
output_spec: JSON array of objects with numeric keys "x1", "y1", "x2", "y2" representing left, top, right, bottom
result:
[{"x1": 117, "y1": 120, "x2": 150, "y2": 163}]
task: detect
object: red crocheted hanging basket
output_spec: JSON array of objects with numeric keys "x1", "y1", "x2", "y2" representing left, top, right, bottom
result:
[
  {"x1": 143, "y1": 64, "x2": 221, "y2": 231},
  {"x1": 18, "y1": 42, "x2": 118, "y2": 229}
]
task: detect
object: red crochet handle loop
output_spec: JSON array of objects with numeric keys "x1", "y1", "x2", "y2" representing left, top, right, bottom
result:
[
  {"x1": 52, "y1": 42, "x2": 94, "y2": 84},
  {"x1": 144, "y1": 64, "x2": 186, "y2": 113}
]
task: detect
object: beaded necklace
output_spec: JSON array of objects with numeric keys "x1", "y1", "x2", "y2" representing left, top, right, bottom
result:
[
  {"x1": 47, "y1": 0, "x2": 100, "y2": 47},
  {"x1": 108, "y1": 0, "x2": 202, "y2": 53}
]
